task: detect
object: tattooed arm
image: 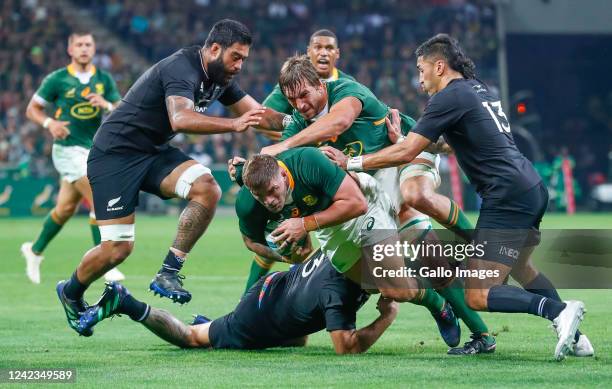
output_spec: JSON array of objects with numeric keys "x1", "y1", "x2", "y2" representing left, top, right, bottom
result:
[
  {"x1": 142, "y1": 307, "x2": 212, "y2": 348},
  {"x1": 166, "y1": 95, "x2": 264, "y2": 134}
]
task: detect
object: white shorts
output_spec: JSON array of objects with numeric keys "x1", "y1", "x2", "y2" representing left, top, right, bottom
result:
[
  {"x1": 316, "y1": 173, "x2": 398, "y2": 273},
  {"x1": 399, "y1": 151, "x2": 441, "y2": 188},
  {"x1": 52, "y1": 144, "x2": 89, "y2": 183}
]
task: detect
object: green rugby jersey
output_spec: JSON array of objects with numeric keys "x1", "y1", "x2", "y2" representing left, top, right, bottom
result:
[
  {"x1": 281, "y1": 79, "x2": 416, "y2": 157},
  {"x1": 34, "y1": 64, "x2": 121, "y2": 148},
  {"x1": 263, "y1": 68, "x2": 355, "y2": 114},
  {"x1": 235, "y1": 147, "x2": 346, "y2": 245}
]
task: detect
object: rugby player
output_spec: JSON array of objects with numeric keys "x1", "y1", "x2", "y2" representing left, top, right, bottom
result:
[
  {"x1": 326, "y1": 34, "x2": 592, "y2": 360},
  {"x1": 57, "y1": 19, "x2": 285, "y2": 336},
  {"x1": 259, "y1": 55, "x2": 494, "y2": 354},
  {"x1": 77, "y1": 250, "x2": 399, "y2": 354},
  {"x1": 234, "y1": 150, "x2": 461, "y2": 347},
  {"x1": 244, "y1": 29, "x2": 354, "y2": 293},
  {"x1": 263, "y1": 29, "x2": 355, "y2": 115},
  {"x1": 21, "y1": 32, "x2": 124, "y2": 284}
]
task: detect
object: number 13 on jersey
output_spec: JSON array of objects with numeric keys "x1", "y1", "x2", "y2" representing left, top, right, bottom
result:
[{"x1": 482, "y1": 101, "x2": 511, "y2": 133}]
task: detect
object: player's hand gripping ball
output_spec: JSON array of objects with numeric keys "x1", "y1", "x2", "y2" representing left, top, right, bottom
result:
[{"x1": 265, "y1": 218, "x2": 307, "y2": 258}]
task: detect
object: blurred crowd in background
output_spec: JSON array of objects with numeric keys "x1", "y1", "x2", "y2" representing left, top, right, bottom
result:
[{"x1": 1, "y1": 0, "x2": 610, "y2": 205}]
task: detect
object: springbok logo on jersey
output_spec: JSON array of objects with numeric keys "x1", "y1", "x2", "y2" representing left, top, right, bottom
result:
[
  {"x1": 65, "y1": 88, "x2": 76, "y2": 98},
  {"x1": 302, "y1": 195, "x2": 318, "y2": 206}
]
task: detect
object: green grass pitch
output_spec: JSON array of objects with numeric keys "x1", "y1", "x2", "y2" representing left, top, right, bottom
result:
[{"x1": 1, "y1": 213, "x2": 610, "y2": 387}]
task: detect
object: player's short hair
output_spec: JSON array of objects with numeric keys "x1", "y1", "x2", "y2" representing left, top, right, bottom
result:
[
  {"x1": 278, "y1": 54, "x2": 320, "y2": 97},
  {"x1": 415, "y1": 33, "x2": 476, "y2": 79},
  {"x1": 68, "y1": 31, "x2": 94, "y2": 45},
  {"x1": 204, "y1": 19, "x2": 252, "y2": 49},
  {"x1": 310, "y1": 29, "x2": 337, "y2": 45},
  {"x1": 243, "y1": 154, "x2": 280, "y2": 190}
]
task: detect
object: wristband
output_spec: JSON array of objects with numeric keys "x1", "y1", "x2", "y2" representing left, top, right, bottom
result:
[
  {"x1": 42, "y1": 117, "x2": 52, "y2": 128},
  {"x1": 303, "y1": 215, "x2": 320, "y2": 232},
  {"x1": 106, "y1": 101, "x2": 114, "y2": 111},
  {"x1": 346, "y1": 156, "x2": 364, "y2": 172}
]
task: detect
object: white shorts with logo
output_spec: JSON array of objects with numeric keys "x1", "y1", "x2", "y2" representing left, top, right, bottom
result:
[
  {"x1": 52, "y1": 144, "x2": 89, "y2": 183},
  {"x1": 316, "y1": 172, "x2": 398, "y2": 273}
]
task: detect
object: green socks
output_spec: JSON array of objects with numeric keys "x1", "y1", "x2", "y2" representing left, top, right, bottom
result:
[
  {"x1": 244, "y1": 256, "x2": 273, "y2": 294},
  {"x1": 412, "y1": 283, "x2": 445, "y2": 314},
  {"x1": 31, "y1": 209, "x2": 64, "y2": 254},
  {"x1": 438, "y1": 200, "x2": 474, "y2": 242},
  {"x1": 90, "y1": 216, "x2": 101, "y2": 246},
  {"x1": 438, "y1": 279, "x2": 490, "y2": 336}
]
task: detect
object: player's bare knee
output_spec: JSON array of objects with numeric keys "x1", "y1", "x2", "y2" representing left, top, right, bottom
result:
[
  {"x1": 406, "y1": 190, "x2": 436, "y2": 215},
  {"x1": 55, "y1": 202, "x2": 77, "y2": 221},
  {"x1": 185, "y1": 326, "x2": 201, "y2": 348},
  {"x1": 187, "y1": 174, "x2": 221, "y2": 207},
  {"x1": 380, "y1": 288, "x2": 416, "y2": 302},
  {"x1": 465, "y1": 289, "x2": 488, "y2": 311},
  {"x1": 105, "y1": 241, "x2": 133, "y2": 265}
]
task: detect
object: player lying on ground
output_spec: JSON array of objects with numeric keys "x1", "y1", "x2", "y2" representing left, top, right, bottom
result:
[
  {"x1": 233, "y1": 150, "x2": 462, "y2": 348},
  {"x1": 21, "y1": 31, "x2": 124, "y2": 284},
  {"x1": 57, "y1": 19, "x2": 286, "y2": 337},
  {"x1": 257, "y1": 55, "x2": 494, "y2": 354},
  {"x1": 325, "y1": 33, "x2": 593, "y2": 360},
  {"x1": 77, "y1": 250, "x2": 399, "y2": 354}
]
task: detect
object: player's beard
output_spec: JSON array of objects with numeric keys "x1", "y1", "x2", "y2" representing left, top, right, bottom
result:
[{"x1": 208, "y1": 56, "x2": 233, "y2": 86}]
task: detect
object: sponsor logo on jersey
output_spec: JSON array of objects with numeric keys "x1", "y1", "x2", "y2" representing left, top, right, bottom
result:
[
  {"x1": 343, "y1": 141, "x2": 364, "y2": 157},
  {"x1": 65, "y1": 88, "x2": 76, "y2": 98},
  {"x1": 70, "y1": 101, "x2": 100, "y2": 120},
  {"x1": 499, "y1": 245, "x2": 519, "y2": 260},
  {"x1": 365, "y1": 216, "x2": 375, "y2": 231},
  {"x1": 302, "y1": 194, "x2": 318, "y2": 206}
]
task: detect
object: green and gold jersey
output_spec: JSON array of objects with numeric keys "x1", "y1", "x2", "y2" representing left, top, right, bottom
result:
[
  {"x1": 263, "y1": 68, "x2": 355, "y2": 114},
  {"x1": 235, "y1": 147, "x2": 346, "y2": 245},
  {"x1": 281, "y1": 79, "x2": 416, "y2": 157},
  {"x1": 34, "y1": 64, "x2": 121, "y2": 148}
]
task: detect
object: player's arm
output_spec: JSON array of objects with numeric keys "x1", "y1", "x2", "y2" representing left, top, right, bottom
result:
[
  {"x1": 272, "y1": 174, "x2": 367, "y2": 248},
  {"x1": 329, "y1": 296, "x2": 398, "y2": 354},
  {"x1": 166, "y1": 95, "x2": 264, "y2": 134},
  {"x1": 227, "y1": 94, "x2": 286, "y2": 132},
  {"x1": 261, "y1": 96, "x2": 362, "y2": 155},
  {"x1": 25, "y1": 96, "x2": 70, "y2": 140},
  {"x1": 241, "y1": 234, "x2": 285, "y2": 263}
]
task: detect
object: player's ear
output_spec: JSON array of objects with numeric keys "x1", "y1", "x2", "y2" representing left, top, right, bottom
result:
[
  {"x1": 435, "y1": 60, "x2": 445, "y2": 76},
  {"x1": 210, "y1": 43, "x2": 222, "y2": 59}
]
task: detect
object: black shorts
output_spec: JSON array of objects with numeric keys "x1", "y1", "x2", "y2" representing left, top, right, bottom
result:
[
  {"x1": 473, "y1": 182, "x2": 548, "y2": 267},
  {"x1": 87, "y1": 146, "x2": 191, "y2": 220},
  {"x1": 208, "y1": 276, "x2": 273, "y2": 350}
]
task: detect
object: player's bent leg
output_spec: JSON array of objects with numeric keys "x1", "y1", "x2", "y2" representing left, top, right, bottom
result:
[
  {"x1": 74, "y1": 176, "x2": 125, "y2": 282},
  {"x1": 399, "y1": 163, "x2": 474, "y2": 242},
  {"x1": 151, "y1": 160, "x2": 219, "y2": 304}
]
